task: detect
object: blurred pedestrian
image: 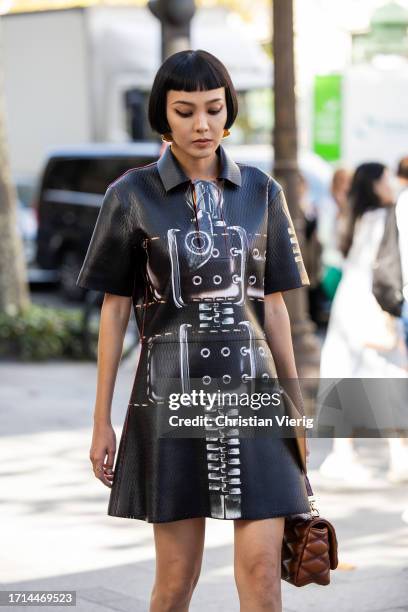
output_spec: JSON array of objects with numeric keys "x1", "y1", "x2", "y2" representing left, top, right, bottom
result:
[
  {"x1": 296, "y1": 172, "x2": 322, "y2": 323},
  {"x1": 395, "y1": 157, "x2": 408, "y2": 526},
  {"x1": 317, "y1": 168, "x2": 352, "y2": 302},
  {"x1": 318, "y1": 163, "x2": 408, "y2": 484},
  {"x1": 395, "y1": 156, "x2": 408, "y2": 350}
]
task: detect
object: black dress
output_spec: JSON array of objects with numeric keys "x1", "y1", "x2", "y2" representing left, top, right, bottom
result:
[{"x1": 76, "y1": 143, "x2": 311, "y2": 522}]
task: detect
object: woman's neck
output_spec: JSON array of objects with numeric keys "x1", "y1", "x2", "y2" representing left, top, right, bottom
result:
[{"x1": 169, "y1": 143, "x2": 220, "y2": 181}]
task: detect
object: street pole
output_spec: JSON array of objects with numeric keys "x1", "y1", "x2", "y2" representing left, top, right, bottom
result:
[
  {"x1": 272, "y1": 0, "x2": 320, "y2": 371},
  {"x1": 148, "y1": 0, "x2": 196, "y2": 61}
]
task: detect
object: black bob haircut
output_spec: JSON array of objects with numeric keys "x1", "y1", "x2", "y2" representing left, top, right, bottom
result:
[{"x1": 148, "y1": 49, "x2": 238, "y2": 135}]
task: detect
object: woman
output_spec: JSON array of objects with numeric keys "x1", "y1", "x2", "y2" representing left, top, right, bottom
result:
[
  {"x1": 317, "y1": 167, "x2": 352, "y2": 302},
  {"x1": 77, "y1": 49, "x2": 311, "y2": 612},
  {"x1": 318, "y1": 163, "x2": 408, "y2": 484}
]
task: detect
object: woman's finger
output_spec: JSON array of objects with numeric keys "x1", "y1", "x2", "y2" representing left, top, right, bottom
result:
[
  {"x1": 92, "y1": 458, "x2": 113, "y2": 488},
  {"x1": 105, "y1": 448, "x2": 116, "y2": 476}
]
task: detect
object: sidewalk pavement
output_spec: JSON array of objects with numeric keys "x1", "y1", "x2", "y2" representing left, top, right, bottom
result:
[{"x1": 1, "y1": 351, "x2": 407, "y2": 611}]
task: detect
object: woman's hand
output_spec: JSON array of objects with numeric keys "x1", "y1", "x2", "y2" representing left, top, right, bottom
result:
[{"x1": 90, "y1": 421, "x2": 116, "y2": 487}]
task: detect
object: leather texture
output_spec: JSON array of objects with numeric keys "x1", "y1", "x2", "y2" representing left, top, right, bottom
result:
[
  {"x1": 76, "y1": 143, "x2": 311, "y2": 522},
  {"x1": 281, "y1": 511, "x2": 339, "y2": 587}
]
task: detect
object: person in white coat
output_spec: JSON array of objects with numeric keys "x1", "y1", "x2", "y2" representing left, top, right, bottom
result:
[
  {"x1": 318, "y1": 162, "x2": 408, "y2": 484},
  {"x1": 395, "y1": 157, "x2": 408, "y2": 524},
  {"x1": 395, "y1": 157, "x2": 408, "y2": 350}
]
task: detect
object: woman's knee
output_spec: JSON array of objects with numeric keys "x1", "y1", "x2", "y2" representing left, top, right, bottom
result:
[
  {"x1": 152, "y1": 558, "x2": 201, "y2": 609},
  {"x1": 236, "y1": 551, "x2": 281, "y2": 604}
]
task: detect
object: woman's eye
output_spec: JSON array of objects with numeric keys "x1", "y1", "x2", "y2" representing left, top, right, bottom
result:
[{"x1": 175, "y1": 109, "x2": 222, "y2": 117}]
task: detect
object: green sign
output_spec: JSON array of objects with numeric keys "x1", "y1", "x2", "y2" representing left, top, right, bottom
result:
[{"x1": 313, "y1": 74, "x2": 342, "y2": 162}]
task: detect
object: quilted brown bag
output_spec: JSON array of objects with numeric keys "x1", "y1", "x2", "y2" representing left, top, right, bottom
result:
[
  {"x1": 280, "y1": 389, "x2": 339, "y2": 587},
  {"x1": 281, "y1": 487, "x2": 339, "y2": 587}
]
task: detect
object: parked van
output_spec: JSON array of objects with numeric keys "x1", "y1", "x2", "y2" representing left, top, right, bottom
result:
[{"x1": 35, "y1": 142, "x2": 161, "y2": 300}]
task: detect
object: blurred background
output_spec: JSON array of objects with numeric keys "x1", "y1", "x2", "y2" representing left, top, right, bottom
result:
[{"x1": 0, "y1": 0, "x2": 407, "y2": 610}]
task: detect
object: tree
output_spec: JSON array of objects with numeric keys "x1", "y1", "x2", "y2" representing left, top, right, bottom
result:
[
  {"x1": 0, "y1": 26, "x2": 30, "y2": 315},
  {"x1": 272, "y1": 0, "x2": 319, "y2": 365}
]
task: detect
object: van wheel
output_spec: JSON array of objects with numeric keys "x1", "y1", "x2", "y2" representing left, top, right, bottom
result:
[{"x1": 60, "y1": 250, "x2": 85, "y2": 302}]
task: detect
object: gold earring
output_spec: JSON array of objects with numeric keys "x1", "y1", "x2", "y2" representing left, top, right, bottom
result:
[
  {"x1": 222, "y1": 128, "x2": 230, "y2": 138},
  {"x1": 161, "y1": 132, "x2": 172, "y2": 143}
]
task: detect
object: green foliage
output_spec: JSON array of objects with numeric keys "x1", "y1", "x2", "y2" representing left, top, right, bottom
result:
[{"x1": 0, "y1": 303, "x2": 87, "y2": 361}]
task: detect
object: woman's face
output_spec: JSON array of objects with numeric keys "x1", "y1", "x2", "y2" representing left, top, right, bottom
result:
[
  {"x1": 373, "y1": 168, "x2": 395, "y2": 206},
  {"x1": 165, "y1": 87, "x2": 228, "y2": 158}
]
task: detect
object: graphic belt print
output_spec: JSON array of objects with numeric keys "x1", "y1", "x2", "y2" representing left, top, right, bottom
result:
[{"x1": 145, "y1": 179, "x2": 278, "y2": 518}]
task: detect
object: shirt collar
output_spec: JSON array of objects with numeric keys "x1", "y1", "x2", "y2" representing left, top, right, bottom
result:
[{"x1": 157, "y1": 142, "x2": 242, "y2": 192}]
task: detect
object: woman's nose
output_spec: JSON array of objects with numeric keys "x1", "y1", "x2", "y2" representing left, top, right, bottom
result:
[{"x1": 194, "y1": 114, "x2": 210, "y2": 132}]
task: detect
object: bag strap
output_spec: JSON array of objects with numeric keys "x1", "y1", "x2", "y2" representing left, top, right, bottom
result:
[
  {"x1": 302, "y1": 462, "x2": 318, "y2": 514},
  {"x1": 279, "y1": 385, "x2": 317, "y2": 508},
  {"x1": 304, "y1": 471, "x2": 314, "y2": 496},
  {"x1": 301, "y1": 453, "x2": 338, "y2": 565}
]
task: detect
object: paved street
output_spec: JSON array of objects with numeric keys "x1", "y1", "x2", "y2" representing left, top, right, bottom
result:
[{"x1": 1, "y1": 350, "x2": 407, "y2": 611}]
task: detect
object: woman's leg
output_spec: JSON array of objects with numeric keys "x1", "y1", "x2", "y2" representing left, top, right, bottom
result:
[
  {"x1": 149, "y1": 517, "x2": 206, "y2": 612},
  {"x1": 234, "y1": 517, "x2": 285, "y2": 612}
]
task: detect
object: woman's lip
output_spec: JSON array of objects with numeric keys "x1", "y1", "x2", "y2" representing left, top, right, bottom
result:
[{"x1": 193, "y1": 139, "x2": 212, "y2": 143}]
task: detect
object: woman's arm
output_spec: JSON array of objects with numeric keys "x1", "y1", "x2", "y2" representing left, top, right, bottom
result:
[
  {"x1": 263, "y1": 291, "x2": 309, "y2": 459},
  {"x1": 90, "y1": 293, "x2": 132, "y2": 487},
  {"x1": 94, "y1": 293, "x2": 132, "y2": 424}
]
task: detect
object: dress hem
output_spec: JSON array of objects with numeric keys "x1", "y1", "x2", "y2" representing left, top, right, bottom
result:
[{"x1": 107, "y1": 508, "x2": 309, "y2": 523}]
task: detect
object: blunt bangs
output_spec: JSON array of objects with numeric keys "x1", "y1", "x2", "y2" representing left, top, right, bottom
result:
[{"x1": 148, "y1": 49, "x2": 238, "y2": 135}]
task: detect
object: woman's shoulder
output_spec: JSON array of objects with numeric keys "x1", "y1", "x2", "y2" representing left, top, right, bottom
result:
[
  {"x1": 363, "y1": 206, "x2": 388, "y2": 219},
  {"x1": 236, "y1": 161, "x2": 275, "y2": 182},
  {"x1": 358, "y1": 207, "x2": 387, "y2": 231},
  {"x1": 362, "y1": 207, "x2": 387, "y2": 220},
  {"x1": 237, "y1": 162, "x2": 282, "y2": 197},
  {"x1": 352, "y1": 208, "x2": 387, "y2": 249},
  {"x1": 107, "y1": 161, "x2": 158, "y2": 194}
]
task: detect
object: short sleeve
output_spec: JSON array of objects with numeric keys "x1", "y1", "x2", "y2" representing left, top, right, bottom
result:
[
  {"x1": 264, "y1": 181, "x2": 310, "y2": 295},
  {"x1": 76, "y1": 184, "x2": 137, "y2": 297}
]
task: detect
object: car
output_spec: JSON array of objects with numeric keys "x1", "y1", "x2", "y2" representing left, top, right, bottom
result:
[{"x1": 13, "y1": 176, "x2": 40, "y2": 278}]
